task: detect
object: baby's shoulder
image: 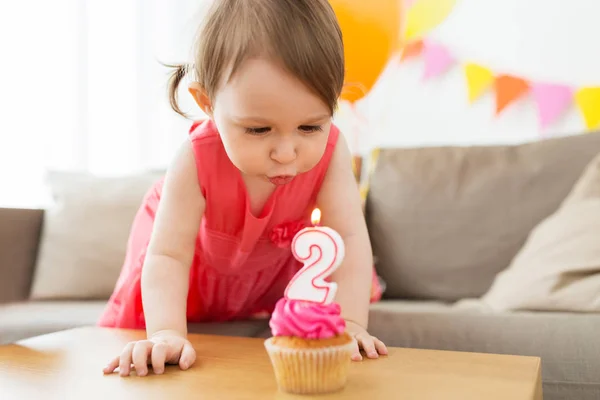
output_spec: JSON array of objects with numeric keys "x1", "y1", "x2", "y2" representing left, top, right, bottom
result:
[
  {"x1": 327, "y1": 123, "x2": 341, "y2": 146},
  {"x1": 189, "y1": 119, "x2": 220, "y2": 144}
]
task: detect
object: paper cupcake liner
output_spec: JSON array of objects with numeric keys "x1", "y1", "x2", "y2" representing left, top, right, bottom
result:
[{"x1": 264, "y1": 338, "x2": 355, "y2": 394}]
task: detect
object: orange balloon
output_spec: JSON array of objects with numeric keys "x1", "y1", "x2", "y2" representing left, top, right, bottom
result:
[{"x1": 330, "y1": 0, "x2": 402, "y2": 103}]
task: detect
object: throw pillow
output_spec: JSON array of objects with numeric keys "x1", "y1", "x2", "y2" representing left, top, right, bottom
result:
[
  {"x1": 480, "y1": 152, "x2": 600, "y2": 312},
  {"x1": 29, "y1": 171, "x2": 162, "y2": 300}
]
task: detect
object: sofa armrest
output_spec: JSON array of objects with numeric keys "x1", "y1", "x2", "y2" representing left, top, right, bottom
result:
[{"x1": 0, "y1": 208, "x2": 43, "y2": 303}]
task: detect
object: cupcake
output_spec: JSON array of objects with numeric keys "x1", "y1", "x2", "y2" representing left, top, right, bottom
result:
[{"x1": 264, "y1": 297, "x2": 354, "y2": 394}]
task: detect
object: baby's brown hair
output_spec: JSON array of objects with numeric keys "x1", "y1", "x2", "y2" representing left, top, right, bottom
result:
[{"x1": 167, "y1": 0, "x2": 345, "y2": 117}]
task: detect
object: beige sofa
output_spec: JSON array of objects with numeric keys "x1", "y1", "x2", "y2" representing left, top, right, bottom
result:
[{"x1": 3, "y1": 132, "x2": 600, "y2": 400}]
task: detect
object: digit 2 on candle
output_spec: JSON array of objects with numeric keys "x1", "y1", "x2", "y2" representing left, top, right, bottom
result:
[{"x1": 285, "y1": 208, "x2": 346, "y2": 305}]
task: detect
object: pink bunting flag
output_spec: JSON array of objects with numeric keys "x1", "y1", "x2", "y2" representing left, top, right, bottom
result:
[
  {"x1": 531, "y1": 83, "x2": 574, "y2": 130},
  {"x1": 422, "y1": 41, "x2": 455, "y2": 80}
]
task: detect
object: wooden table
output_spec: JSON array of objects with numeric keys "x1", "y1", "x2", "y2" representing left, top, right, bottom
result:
[{"x1": 0, "y1": 327, "x2": 542, "y2": 399}]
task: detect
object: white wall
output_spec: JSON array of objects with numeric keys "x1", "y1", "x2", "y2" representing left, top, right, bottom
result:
[
  {"x1": 0, "y1": 0, "x2": 209, "y2": 207},
  {"x1": 0, "y1": 0, "x2": 80, "y2": 206},
  {"x1": 354, "y1": 0, "x2": 600, "y2": 151}
]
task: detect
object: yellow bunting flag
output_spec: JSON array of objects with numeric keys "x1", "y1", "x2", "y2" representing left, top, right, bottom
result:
[
  {"x1": 463, "y1": 63, "x2": 495, "y2": 103},
  {"x1": 359, "y1": 148, "x2": 381, "y2": 205},
  {"x1": 404, "y1": 0, "x2": 457, "y2": 41},
  {"x1": 575, "y1": 87, "x2": 600, "y2": 129},
  {"x1": 367, "y1": 148, "x2": 381, "y2": 177}
]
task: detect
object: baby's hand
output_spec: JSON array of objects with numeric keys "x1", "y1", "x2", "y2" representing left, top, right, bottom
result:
[
  {"x1": 103, "y1": 330, "x2": 196, "y2": 377},
  {"x1": 345, "y1": 320, "x2": 388, "y2": 361}
]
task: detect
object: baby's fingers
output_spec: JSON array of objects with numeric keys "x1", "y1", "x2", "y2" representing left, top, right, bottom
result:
[
  {"x1": 151, "y1": 343, "x2": 169, "y2": 375},
  {"x1": 132, "y1": 341, "x2": 153, "y2": 376},
  {"x1": 118, "y1": 342, "x2": 135, "y2": 377},
  {"x1": 374, "y1": 337, "x2": 388, "y2": 355},
  {"x1": 350, "y1": 338, "x2": 362, "y2": 361},
  {"x1": 357, "y1": 334, "x2": 379, "y2": 359},
  {"x1": 178, "y1": 341, "x2": 196, "y2": 370},
  {"x1": 103, "y1": 356, "x2": 120, "y2": 374}
]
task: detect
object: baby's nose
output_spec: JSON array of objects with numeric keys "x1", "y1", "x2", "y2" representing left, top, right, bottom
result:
[{"x1": 271, "y1": 140, "x2": 297, "y2": 164}]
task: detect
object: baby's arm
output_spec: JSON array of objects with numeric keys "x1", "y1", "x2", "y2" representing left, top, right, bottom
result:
[
  {"x1": 316, "y1": 133, "x2": 386, "y2": 360},
  {"x1": 142, "y1": 139, "x2": 204, "y2": 338},
  {"x1": 104, "y1": 140, "x2": 205, "y2": 377},
  {"x1": 316, "y1": 133, "x2": 372, "y2": 328}
]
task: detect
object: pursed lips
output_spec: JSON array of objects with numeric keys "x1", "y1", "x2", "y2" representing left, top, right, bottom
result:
[{"x1": 268, "y1": 175, "x2": 295, "y2": 185}]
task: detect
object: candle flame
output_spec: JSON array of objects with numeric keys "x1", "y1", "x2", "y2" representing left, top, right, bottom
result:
[{"x1": 311, "y1": 208, "x2": 321, "y2": 226}]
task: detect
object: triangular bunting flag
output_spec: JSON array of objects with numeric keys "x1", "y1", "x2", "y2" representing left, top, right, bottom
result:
[
  {"x1": 494, "y1": 75, "x2": 530, "y2": 115},
  {"x1": 575, "y1": 87, "x2": 600, "y2": 129},
  {"x1": 463, "y1": 63, "x2": 494, "y2": 103},
  {"x1": 531, "y1": 83, "x2": 573, "y2": 130},
  {"x1": 400, "y1": 40, "x2": 424, "y2": 61},
  {"x1": 422, "y1": 41, "x2": 455, "y2": 80}
]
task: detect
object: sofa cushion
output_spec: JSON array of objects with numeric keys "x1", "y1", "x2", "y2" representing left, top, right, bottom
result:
[
  {"x1": 366, "y1": 131, "x2": 600, "y2": 301},
  {"x1": 0, "y1": 301, "x2": 271, "y2": 345},
  {"x1": 368, "y1": 300, "x2": 600, "y2": 400},
  {"x1": 0, "y1": 301, "x2": 107, "y2": 344},
  {"x1": 479, "y1": 151, "x2": 600, "y2": 312},
  {"x1": 29, "y1": 171, "x2": 162, "y2": 300}
]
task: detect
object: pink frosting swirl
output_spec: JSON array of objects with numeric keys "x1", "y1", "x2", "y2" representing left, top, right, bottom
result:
[{"x1": 269, "y1": 298, "x2": 346, "y2": 339}]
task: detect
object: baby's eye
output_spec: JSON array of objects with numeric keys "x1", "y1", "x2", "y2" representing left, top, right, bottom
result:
[
  {"x1": 245, "y1": 127, "x2": 271, "y2": 135},
  {"x1": 298, "y1": 125, "x2": 323, "y2": 134}
]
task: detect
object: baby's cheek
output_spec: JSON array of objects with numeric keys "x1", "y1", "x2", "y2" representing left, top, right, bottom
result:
[
  {"x1": 302, "y1": 141, "x2": 328, "y2": 171},
  {"x1": 225, "y1": 140, "x2": 264, "y2": 173}
]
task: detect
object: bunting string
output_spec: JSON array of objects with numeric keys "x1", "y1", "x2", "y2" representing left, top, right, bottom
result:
[{"x1": 399, "y1": 39, "x2": 600, "y2": 131}]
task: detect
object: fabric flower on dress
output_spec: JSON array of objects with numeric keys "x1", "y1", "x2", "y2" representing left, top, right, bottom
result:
[{"x1": 269, "y1": 220, "x2": 307, "y2": 248}]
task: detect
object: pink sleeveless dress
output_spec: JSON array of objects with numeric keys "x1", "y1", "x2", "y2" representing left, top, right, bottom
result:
[{"x1": 98, "y1": 120, "x2": 381, "y2": 329}]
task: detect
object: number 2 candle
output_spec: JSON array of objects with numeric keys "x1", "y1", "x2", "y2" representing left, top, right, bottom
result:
[{"x1": 284, "y1": 208, "x2": 345, "y2": 305}]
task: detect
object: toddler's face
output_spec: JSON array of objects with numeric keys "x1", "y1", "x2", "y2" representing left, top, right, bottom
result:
[{"x1": 206, "y1": 57, "x2": 332, "y2": 185}]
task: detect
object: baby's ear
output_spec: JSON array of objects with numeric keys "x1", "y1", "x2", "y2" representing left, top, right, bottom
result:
[{"x1": 188, "y1": 82, "x2": 213, "y2": 117}]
